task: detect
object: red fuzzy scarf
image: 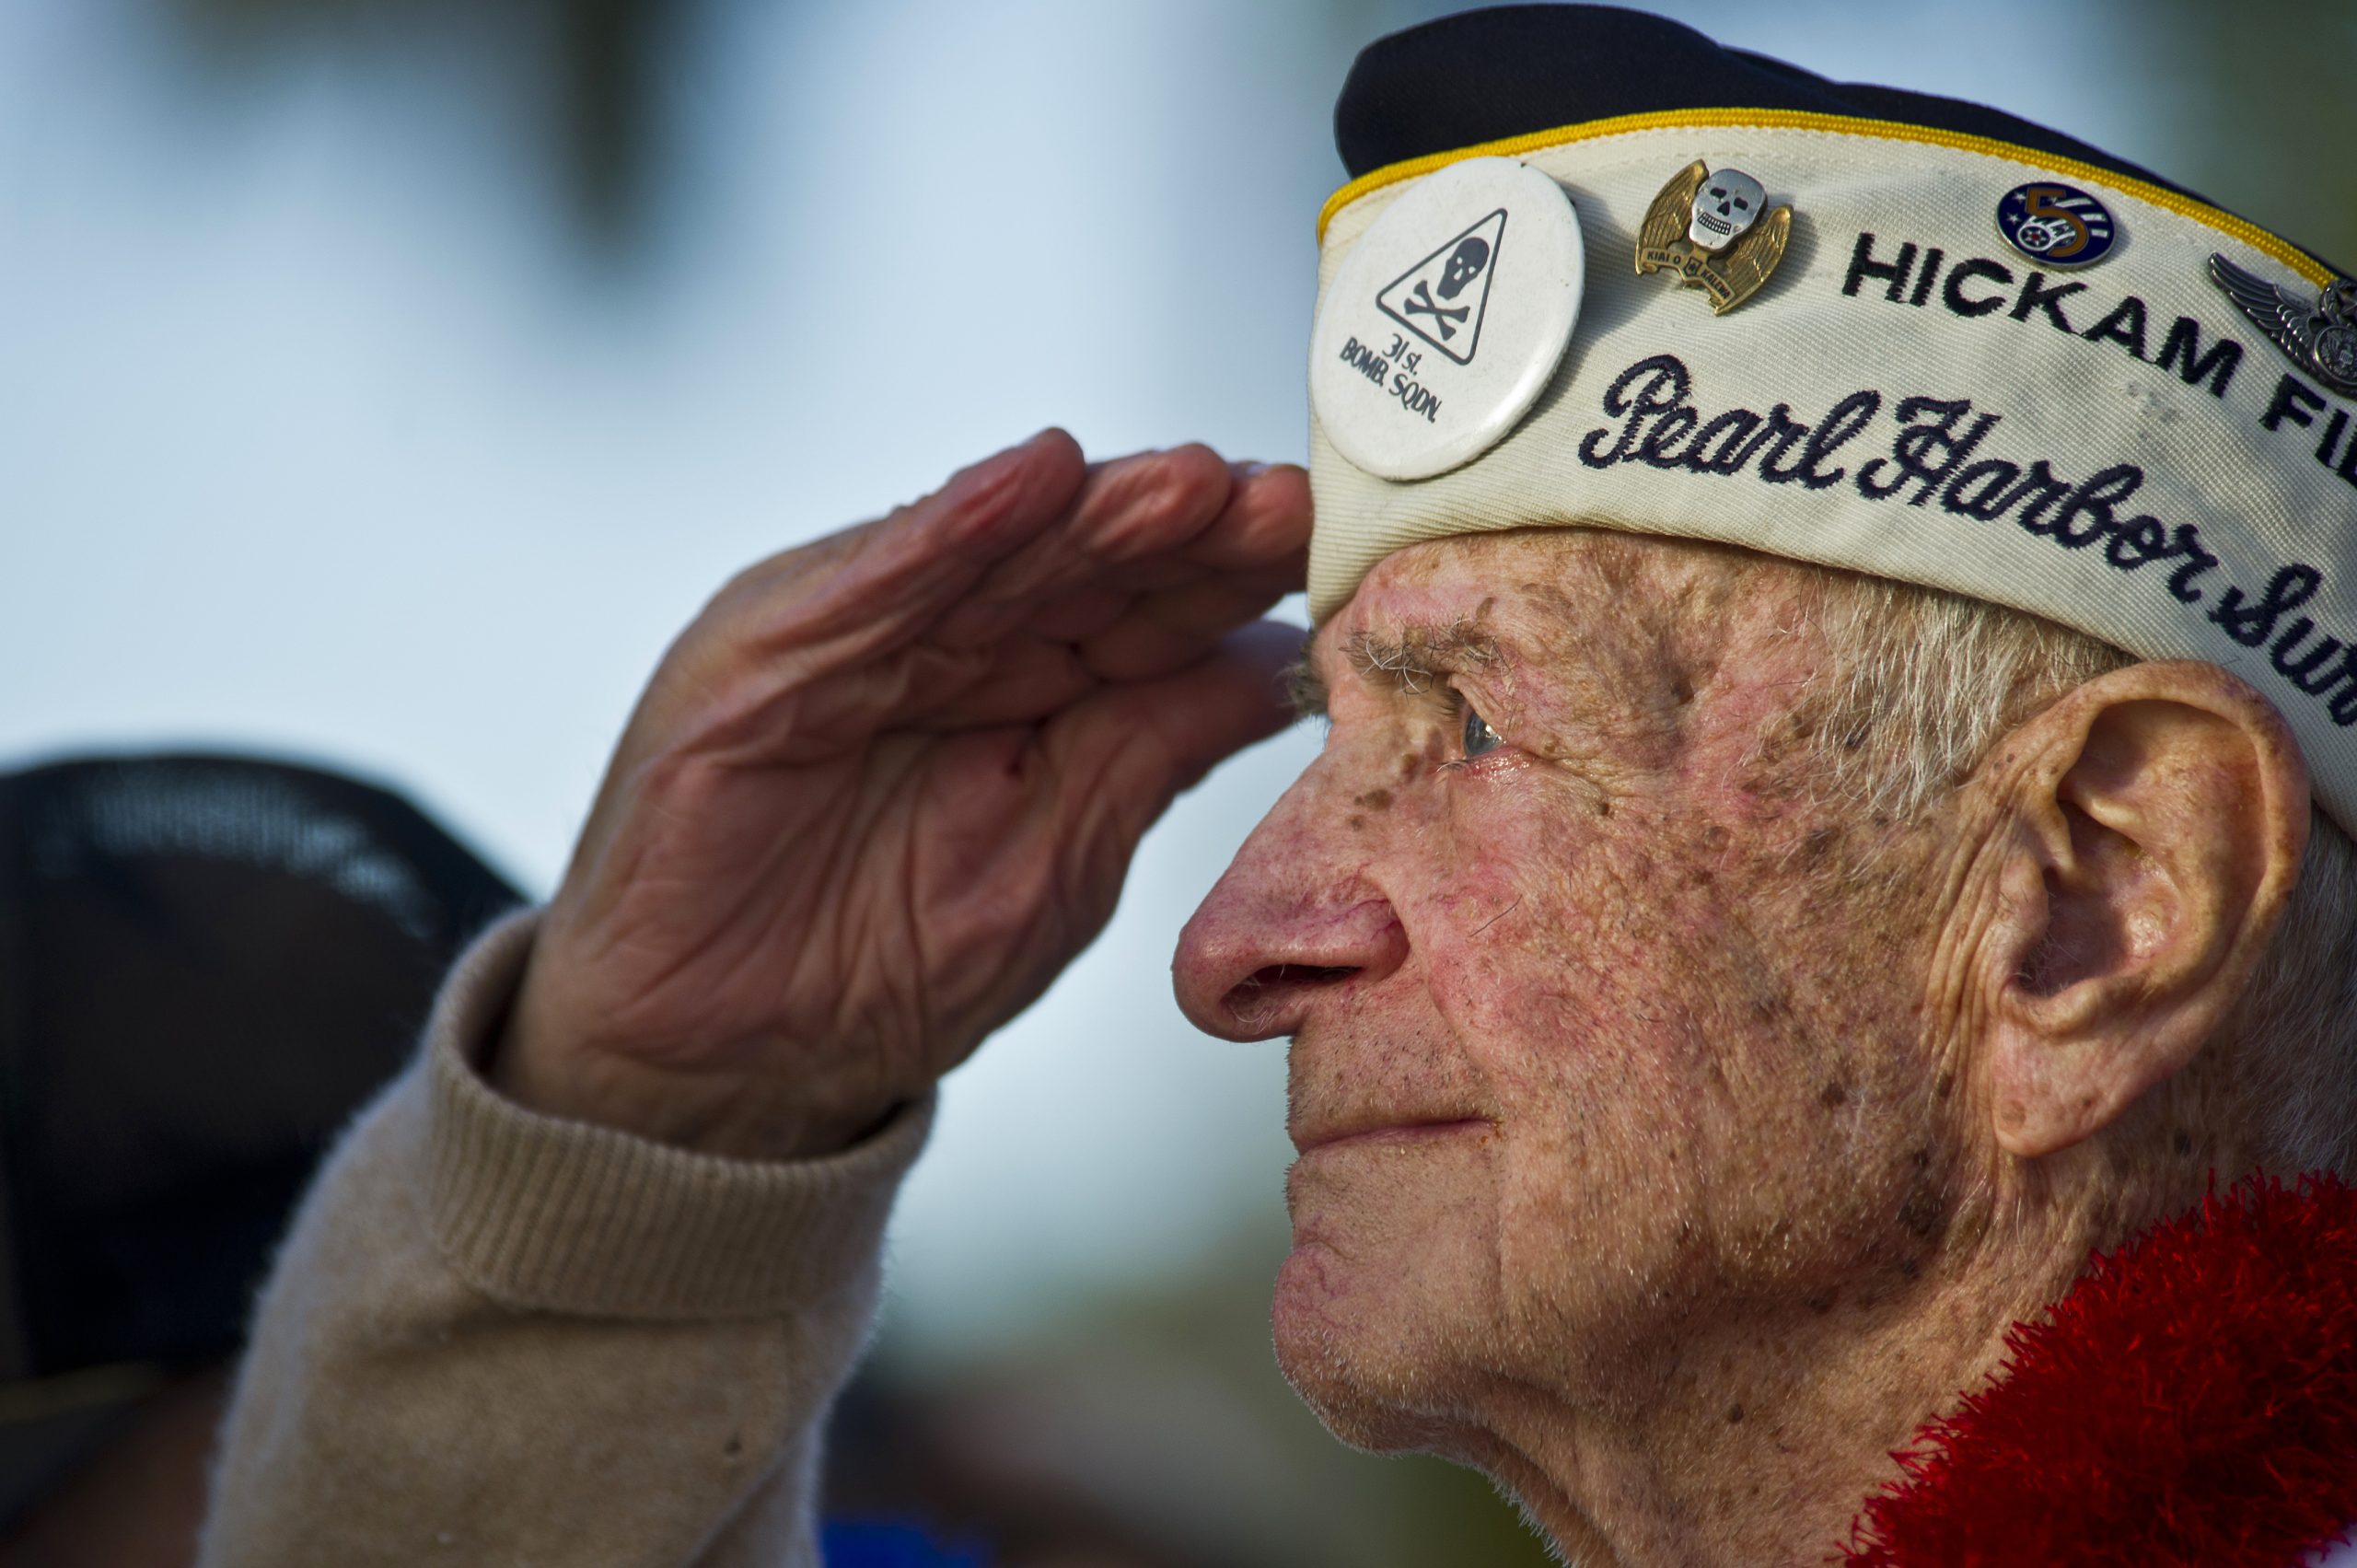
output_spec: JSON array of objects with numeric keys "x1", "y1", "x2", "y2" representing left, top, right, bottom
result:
[{"x1": 1841, "y1": 1173, "x2": 2357, "y2": 1568}]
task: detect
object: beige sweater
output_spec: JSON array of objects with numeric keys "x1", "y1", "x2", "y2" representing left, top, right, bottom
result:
[{"x1": 194, "y1": 912, "x2": 933, "y2": 1567}]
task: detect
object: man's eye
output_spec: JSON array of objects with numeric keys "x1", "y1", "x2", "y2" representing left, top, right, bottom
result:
[{"x1": 1461, "y1": 703, "x2": 1504, "y2": 759}]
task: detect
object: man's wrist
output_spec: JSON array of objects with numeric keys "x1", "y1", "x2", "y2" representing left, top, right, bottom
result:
[{"x1": 486, "y1": 1003, "x2": 895, "y2": 1164}]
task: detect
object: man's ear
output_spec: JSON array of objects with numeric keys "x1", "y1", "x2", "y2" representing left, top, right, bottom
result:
[{"x1": 1966, "y1": 661, "x2": 2310, "y2": 1159}]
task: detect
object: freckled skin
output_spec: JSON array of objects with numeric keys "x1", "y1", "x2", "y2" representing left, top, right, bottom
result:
[{"x1": 1170, "y1": 528, "x2": 2310, "y2": 1565}]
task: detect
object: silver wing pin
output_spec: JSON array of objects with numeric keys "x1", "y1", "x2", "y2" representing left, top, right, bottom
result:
[{"x1": 2209, "y1": 252, "x2": 2357, "y2": 397}]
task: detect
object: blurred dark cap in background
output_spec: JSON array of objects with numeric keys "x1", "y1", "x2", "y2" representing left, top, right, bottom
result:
[{"x1": 0, "y1": 754, "x2": 520, "y2": 1524}]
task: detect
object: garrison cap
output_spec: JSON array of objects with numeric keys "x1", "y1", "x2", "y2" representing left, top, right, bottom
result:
[{"x1": 1306, "y1": 6, "x2": 2357, "y2": 826}]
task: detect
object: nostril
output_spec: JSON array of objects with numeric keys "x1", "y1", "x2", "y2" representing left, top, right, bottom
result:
[
  {"x1": 1254, "y1": 962, "x2": 1355, "y2": 989},
  {"x1": 1223, "y1": 962, "x2": 1357, "y2": 1028}
]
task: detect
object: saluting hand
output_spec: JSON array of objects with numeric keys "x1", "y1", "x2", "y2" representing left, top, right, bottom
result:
[{"x1": 493, "y1": 431, "x2": 1309, "y2": 1158}]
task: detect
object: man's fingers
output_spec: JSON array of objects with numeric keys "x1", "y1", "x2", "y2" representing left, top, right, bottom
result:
[
  {"x1": 1185, "y1": 463, "x2": 1312, "y2": 572},
  {"x1": 1067, "y1": 462, "x2": 1307, "y2": 602},
  {"x1": 1068, "y1": 444, "x2": 1239, "y2": 564},
  {"x1": 730, "y1": 429, "x2": 1088, "y2": 661},
  {"x1": 898, "y1": 638, "x2": 1096, "y2": 729},
  {"x1": 676, "y1": 438, "x2": 1304, "y2": 757},
  {"x1": 1024, "y1": 585, "x2": 1131, "y2": 644},
  {"x1": 750, "y1": 558, "x2": 1303, "y2": 749},
  {"x1": 1076, "y1": 566, "x2": 1304, "y2": 683},
  {"x1": 923, "y1": 458, "x2": 1307, "y2": 698},
  {"x1": 898, "y1": 547, "x2": 1303, "y2": 729},
  {"x1": 1046, "y1": 620, "x2": 1307, "y2": 857},
  {"x1": 930, "y1": 446, "x2": 1237, "y2": 649},
  {"x1": 726, "y1": 441, "x2": 1296, "y2": 683}
]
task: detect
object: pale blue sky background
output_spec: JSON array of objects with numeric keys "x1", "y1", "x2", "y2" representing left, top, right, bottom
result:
[{"x1": 0, "y1": 0, "x2": 2316, "y2": 1359}]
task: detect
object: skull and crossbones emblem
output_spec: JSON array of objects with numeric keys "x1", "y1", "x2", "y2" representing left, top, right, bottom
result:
[
  {"x1": 1687, "y1": 169, "x2": 1764, "y2": 252},
  {"x1": 1397, "y1": 236, "x2": 1492, "y2": 340}
]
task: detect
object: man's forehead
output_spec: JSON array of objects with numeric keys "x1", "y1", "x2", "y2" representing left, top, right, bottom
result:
[
  {"x1": 1297, "y1": 532, "x2": 1616, "y2": 716},
  {"x1": 1322, "y1": 530, "x2": 1575, "y2": 636},
  {"x1": 1295, "y1": 528, "x2": 1812, "y2": 722},
  {"x1": 1313, "y1": 526, "x2": 1709, "y2": 656},
  {"x1": 1311, "y1": 541, "x2": 1527, "y2": 674}
]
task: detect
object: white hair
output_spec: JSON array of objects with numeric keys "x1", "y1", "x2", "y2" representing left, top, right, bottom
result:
[{"x1": 1803, "y1": 575, "x2": 2357, "y2": 1174}]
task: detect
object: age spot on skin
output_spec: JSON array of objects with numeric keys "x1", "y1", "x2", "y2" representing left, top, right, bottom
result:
[
  {"x1": 1355, "y1": 788, "x2": 1392, "y2": 811},
  {"x1": 1898, "y1": 1183, "x2": 1945, "y2": 1245},
  {"x1": 1818, "y1": 1082, "x2": 1849, "y2": 1109},
  {"x1": 1899, "y1": 1198, "x2": 1941, "y2": 1241}
]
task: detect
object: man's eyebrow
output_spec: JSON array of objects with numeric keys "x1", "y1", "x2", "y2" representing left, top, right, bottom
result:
[
  {"x1": 1343, "y1": 621, "x2": 1503, "y2": 692},
  {"x1": 1286, "y1": 655, "x2": 1329, "y2": 720},
  {"x1": 1288, "y1": 619, "x2": 1506, "y2": 720}
]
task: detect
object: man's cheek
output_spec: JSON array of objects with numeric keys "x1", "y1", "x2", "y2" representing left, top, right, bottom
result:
[
  {"x1": 1418, "y1": 784, "x2": 1600, "y2": 955},
  {"x1": 1454, "y1": 842, "x2": 1678, "y2": 1020}
]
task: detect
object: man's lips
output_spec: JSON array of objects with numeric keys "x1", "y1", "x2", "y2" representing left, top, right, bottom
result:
[{"x1": 1290, "y1": 1116, "x2": 1492, "y2": 1156}]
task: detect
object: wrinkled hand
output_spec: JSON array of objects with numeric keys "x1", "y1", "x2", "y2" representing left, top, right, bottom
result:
[{"x1": 493, "y1": 432, "x2": 1309, "y2": 1158}]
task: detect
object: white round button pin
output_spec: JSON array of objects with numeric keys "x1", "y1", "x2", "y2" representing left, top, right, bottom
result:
[{"x1": 1310, "y1": 157, "x2": 1586, "y2": 482}]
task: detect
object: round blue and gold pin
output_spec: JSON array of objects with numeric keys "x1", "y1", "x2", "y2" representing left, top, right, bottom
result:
[{"x1": 1996, "y1": 181, "x2": 2119, "y2": 268}]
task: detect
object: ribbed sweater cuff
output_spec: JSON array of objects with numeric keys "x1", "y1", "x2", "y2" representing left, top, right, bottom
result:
[{"x1": 416, "y1": 909, "x2": 933, "y2": 1320}]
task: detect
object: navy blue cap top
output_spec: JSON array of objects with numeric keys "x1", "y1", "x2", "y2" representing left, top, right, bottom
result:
[{"x1": 1334, "y1": 6, "x2": 2191, "y2": 198}]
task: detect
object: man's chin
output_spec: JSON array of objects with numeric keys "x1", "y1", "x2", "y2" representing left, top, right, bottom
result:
[
  {"x1": 1270, "y1": 1240, "x2": 1467, "y2": 1454},
  {"x1": 1271, "y1": 1138, "x2": 1503, "y2": 1447}
]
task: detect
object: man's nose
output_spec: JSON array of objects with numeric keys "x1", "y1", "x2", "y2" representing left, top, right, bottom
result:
[{"x1": 1171, "y1": 794, "x2": 1410, "y2": 1041}]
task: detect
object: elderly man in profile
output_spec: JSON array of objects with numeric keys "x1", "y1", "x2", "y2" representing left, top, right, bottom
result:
[{"x1": 192, "y1": 8, "x2": 2357, "y2": 1567}]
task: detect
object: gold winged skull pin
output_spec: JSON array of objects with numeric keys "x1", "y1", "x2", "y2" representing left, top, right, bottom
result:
[{"x1": 1635, "y1": 160, "x2": 1791, "y2": 316}]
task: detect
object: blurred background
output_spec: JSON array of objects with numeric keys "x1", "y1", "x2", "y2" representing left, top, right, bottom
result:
[{"x1": 2, "y1": 0, "x2": 2351, "y2": 1562}]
